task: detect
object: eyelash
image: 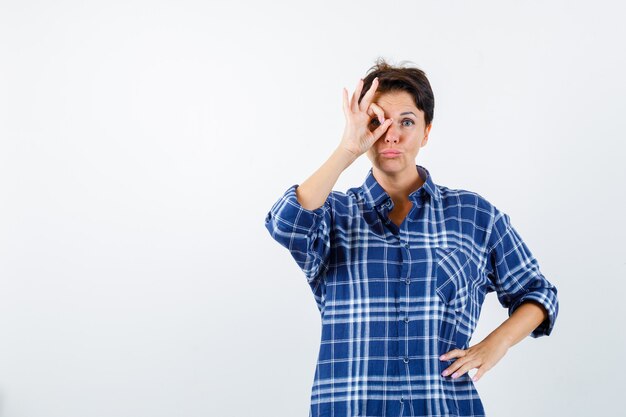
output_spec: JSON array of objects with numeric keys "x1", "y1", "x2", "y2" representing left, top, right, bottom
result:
[{"x1": 370, "y1": 118, "x2": 414, "y2": 127}]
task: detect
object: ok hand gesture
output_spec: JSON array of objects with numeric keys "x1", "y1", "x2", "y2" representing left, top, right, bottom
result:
[{"x1": 339, "y1": 77, "x2": 393, "y2": 158}]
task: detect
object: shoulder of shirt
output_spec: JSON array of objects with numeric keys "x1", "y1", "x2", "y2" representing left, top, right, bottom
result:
[
  {"x1": 435, "y1": 184, "x2": 501, "y2": 217},
  {"x1": 327, "y1": 188, "x2": 360, "y2": 208}
]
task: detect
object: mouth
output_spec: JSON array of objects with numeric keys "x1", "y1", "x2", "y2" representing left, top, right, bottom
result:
[{"x1": 380, "y1": 150, "x2": 401, "y2": 157}]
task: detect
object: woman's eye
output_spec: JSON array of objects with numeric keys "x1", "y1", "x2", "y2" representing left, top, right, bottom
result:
[{"x1": 370, "y1": 118, "x2": 414, "y2": 127}]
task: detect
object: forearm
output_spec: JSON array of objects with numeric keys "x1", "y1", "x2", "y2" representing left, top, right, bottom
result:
[
  {"x1": 296, "y1": 146, "x2": 357, "y2": 210},
  {"x1": 486, "y1": 300, "x2": 548, "y2": 348}
]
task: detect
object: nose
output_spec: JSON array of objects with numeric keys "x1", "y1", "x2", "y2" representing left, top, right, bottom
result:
[{"x1": 384, "y1": 123, "x2": 399, "y2": 143}]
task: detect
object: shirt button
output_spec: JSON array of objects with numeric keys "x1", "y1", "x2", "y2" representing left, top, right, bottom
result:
[
  {"x1": 404, "y1": 243, "x2": 409, "y2": 249},
  {"x1": 403, "y1": 357, "x2": 410, "y2": 363},
  {"x1": 405, "y1": 278, "x2": 410, "y2": 285},
  {"x1": 404, "y1": 316, "x2": 410, "y2": 323}
]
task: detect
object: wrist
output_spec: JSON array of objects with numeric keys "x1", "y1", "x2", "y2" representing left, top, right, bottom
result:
[
  {"x1": 333, "y1": 146, "x2": 359, "y2": 166},
  {"x1": 485, "y1": 328, "x2": 515, "y2": 350}
]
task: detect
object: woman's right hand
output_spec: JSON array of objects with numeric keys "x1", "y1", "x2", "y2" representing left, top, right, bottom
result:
[{"x1": 339, "y1": 77, "x2": 393, "y2": 159}]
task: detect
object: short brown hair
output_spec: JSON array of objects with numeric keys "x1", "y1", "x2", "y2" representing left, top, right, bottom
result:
[{"x1": 358, "y1": 57, "x2": 435, "y2": 127}]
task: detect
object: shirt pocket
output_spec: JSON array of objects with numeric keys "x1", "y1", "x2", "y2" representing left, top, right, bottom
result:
[{"x1": 434, "y1": 246, "x2": 471, "y2": 315}]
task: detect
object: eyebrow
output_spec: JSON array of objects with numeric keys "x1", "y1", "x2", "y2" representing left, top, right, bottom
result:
[{"x1": 371, "y1": 110, "x2": 418, "y2": 119}]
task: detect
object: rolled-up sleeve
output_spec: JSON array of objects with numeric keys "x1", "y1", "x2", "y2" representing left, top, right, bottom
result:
[
  {"x1": 264, "y1": 184, "x2": 333, "y2": 284},
  {"x1": 485, "y1": 207, "x2": 559, "y2": 338}
]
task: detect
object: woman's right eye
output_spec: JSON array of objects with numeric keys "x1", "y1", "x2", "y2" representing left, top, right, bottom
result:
[{"x1": 370, "y1": 118, "x2": 380, "y2": 126}]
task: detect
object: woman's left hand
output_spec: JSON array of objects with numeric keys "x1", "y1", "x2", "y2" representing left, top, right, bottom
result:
[{"x1": 439, "y1": 334, "x2": 511, "y2": 382}]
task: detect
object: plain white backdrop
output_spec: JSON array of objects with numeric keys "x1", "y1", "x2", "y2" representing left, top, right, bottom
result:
[{"x1": 1, "y1": 1, "x2": 624, "y2": 416}]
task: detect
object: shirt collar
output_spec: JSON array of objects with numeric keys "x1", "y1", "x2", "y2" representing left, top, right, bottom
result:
[{"x1": 360, "y1": 164, "x2": 442, "y2": 208}]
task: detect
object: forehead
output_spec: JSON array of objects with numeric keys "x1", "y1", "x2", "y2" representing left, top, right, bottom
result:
[
  {"x1": 372, "y1": 90, "x2": 420, "y2": 113},
  {"x1": 372, "y1": 91, "x2": 424, "y2": 116}
]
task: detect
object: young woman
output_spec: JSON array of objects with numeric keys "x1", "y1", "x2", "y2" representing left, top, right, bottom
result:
[{"x1": 264, "y1": 58, "x2": 559, "y2": 417}]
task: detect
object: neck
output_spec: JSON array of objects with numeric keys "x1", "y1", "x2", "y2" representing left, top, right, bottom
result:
[{"x1": 373, "y1": 164, "x2": 424, "y2": 204}]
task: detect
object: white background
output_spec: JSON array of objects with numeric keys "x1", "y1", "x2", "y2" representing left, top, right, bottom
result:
[{"x1": 1, "y1": 1, "x2": 624, "y2": 416}]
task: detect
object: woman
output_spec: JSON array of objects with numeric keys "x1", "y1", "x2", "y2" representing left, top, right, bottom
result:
[{"x1": 264, "y1": 59, "x2": 559, "y2": 417}]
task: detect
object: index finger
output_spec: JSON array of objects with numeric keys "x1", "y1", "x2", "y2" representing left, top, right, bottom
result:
[{"x1": 367, "y1": 102, "x2": 385, "y2": 124}]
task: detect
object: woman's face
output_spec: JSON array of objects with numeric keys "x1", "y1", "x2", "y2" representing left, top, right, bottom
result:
[{"x1": 366, "y1": 90, "x2": 432, "y2": 176}]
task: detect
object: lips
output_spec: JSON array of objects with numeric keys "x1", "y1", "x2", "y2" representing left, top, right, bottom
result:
[{"x1": 381, "y1": 150, "x2": 401, "y2": 155}]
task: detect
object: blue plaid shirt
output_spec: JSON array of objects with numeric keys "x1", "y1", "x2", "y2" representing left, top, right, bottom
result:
[{"x1": 264, "y1": 164, "x2": 559, "y2": 417}]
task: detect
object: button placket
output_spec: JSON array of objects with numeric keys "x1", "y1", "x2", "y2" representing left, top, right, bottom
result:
[{"x1": 395, "y1": 224, "x2": 415, "y2": 411}]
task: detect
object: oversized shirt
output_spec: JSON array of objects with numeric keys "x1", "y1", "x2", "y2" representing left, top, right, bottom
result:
[{"x1": 264, "y1": 164, "x2": 559, "y2": 417}]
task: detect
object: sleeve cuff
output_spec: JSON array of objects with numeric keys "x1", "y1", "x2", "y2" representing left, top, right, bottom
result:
[
  {"x1": 265, "y1": 184, "x2": 330, "y2": 232},
  {"x1": 508, "y1": 287, "x2": 559, "y2": 338}
]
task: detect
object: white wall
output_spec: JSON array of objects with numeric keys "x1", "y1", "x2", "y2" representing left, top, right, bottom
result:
[{"x1": 1, "y1": 0, "x2": 624, "y2": 416}]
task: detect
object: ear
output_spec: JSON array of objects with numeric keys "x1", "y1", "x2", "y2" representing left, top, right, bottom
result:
[{"x1": 421, "y1": 124, "x2": 432, "y2": 147}]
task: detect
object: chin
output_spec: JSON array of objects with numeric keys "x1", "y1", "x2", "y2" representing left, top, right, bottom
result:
[{"x1": 375, "y1": 159, "x2": 404, "y2": 171}]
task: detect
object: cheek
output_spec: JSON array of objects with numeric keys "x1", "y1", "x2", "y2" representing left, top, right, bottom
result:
[{"x1": 411, "y1": 135, "x2": 424, "y2": 146}]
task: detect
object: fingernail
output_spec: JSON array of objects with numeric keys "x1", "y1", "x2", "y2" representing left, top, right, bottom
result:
[
  {"x1": 439, "y1": 355, "x2": 445, "y2": 360},
  {"x1": 441, "y1": 370, "x2": 449, "y2": 376},
  {"x1": 472, "y1": 376, "x2": 478, "y2": 382},
  {"x1": 451, "y1": 372, "x2": 459, "y2": 378}
]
